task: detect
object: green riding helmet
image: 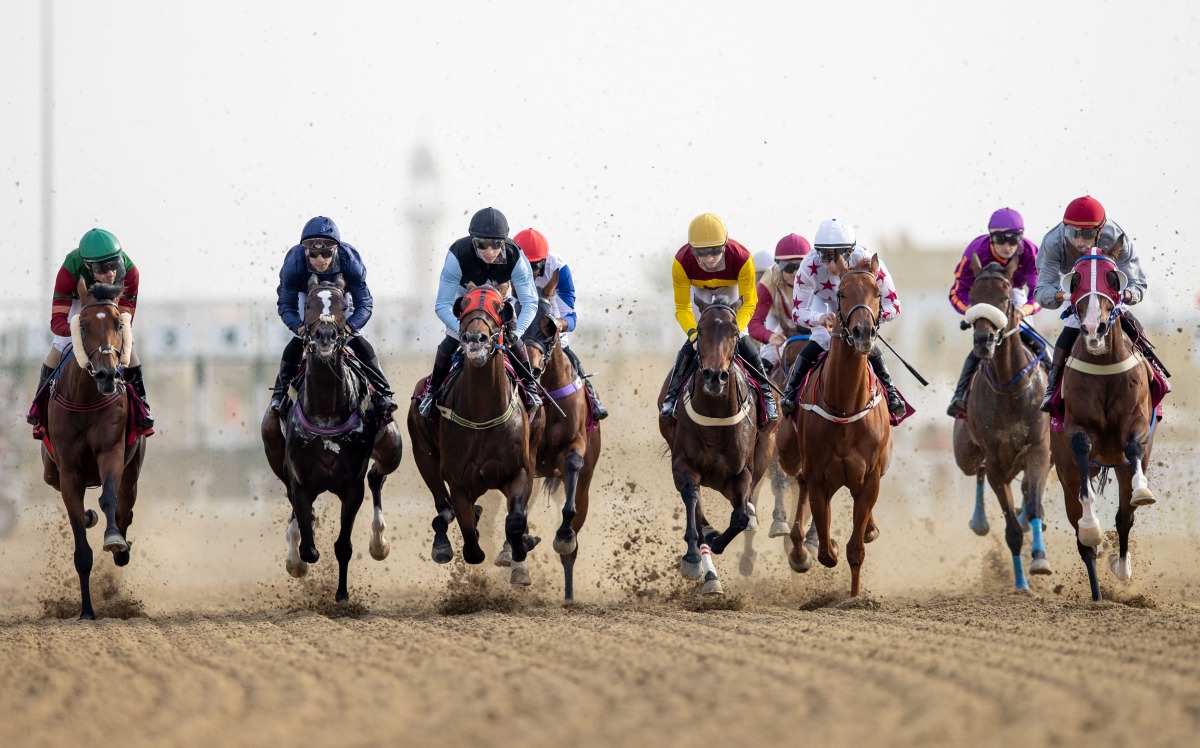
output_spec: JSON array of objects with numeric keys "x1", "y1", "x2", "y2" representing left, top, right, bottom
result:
[{"x1": 78, "y1": 228, "x2": 123, "y2": 263}]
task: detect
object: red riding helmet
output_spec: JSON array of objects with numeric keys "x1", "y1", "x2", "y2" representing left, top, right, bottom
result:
[
  {"x1": 1064, "y1": 196, "x2": 1106, "y2": 228},
  {"x1": 513, "y1": 228, "x2": 549, "y2": 262},
  {"x1": 775, "y1": 233, "x2": 812, "y2": 261}
]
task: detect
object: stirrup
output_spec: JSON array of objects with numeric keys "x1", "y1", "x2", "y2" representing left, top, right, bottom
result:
[
  {"x1": 137, "y1": 407, "x2": 155, "y2": 429},
  {"x1": 946, "y1": 398, "x2": 966, "y2": 418},
  {"x1": 418, "y1": 392, "x2": 437, "y2": 418},
  {"x1": 592, "y1": 402, "x2": 609, "y2": 420},
  {"x1": 886, "y1": 393, "x2": 905, "y2": 417},
  {"x1": 660, "y1": 395, "x2": 678, "y2": 418},
  {"x1": 26, "y1": 412, "x2": 39, "y2": 426}
]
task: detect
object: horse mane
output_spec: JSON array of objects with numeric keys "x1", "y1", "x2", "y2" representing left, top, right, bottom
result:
[{"x1": 88, "y1": 282, "x2": 123, "y2": 301}]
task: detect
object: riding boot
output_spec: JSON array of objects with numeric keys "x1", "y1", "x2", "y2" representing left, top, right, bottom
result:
[
  {"x1": 1019, "y1": 328, "x2": 1049, "y2": 370},
  {"x1": 869, "y1": 347, "x2": 905, "y2": 417},
  {"x1": 506, "y1": 333, "x2": 543, "y2": 413},
  {"x1": 1039, "y1": 345, "x2": 1070, "y2": 413},
  {"x1": 564, "y1": 346, "x2": 608, "y2": 420},
  {"x1": 269, "y1": 341, "x2": 304, "y2": 415},
  {"x1": 26, "y1": 364, "x2": 55, "y2": 425},
  {"x1": 124, "y1": 365, "x2": 155, "y2": 429},
  {"x1": 779, "y1": 341, "x2": 822, "y2": 416},
  {"x1": 360, "y1": 356, "x2": 397, "y2": 414},
  {"x1": 418, "y1": 353, "x2": 453, "y2": 419},
  {"x1": 946, "y1": 352, "x2": 981, "y2": 417},
  {"x1": 737, "y1": 335, "x2": 778, "y2": 421},
  {"x1": 660, "y1": 341, "x2": 698, "y2": 417}
]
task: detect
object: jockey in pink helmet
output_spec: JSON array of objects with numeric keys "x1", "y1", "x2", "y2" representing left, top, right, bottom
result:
[{"x1": 748, "y1": 233, "x2": 813, "y2": 374}]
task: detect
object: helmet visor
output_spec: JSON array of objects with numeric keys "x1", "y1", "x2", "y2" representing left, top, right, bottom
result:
[
  {"x1": 1064, "y1": 224, "x2": 1101, "y2": 250},
  {"x1": 89, "y1": 259, "x2": 123, "y2": 277},
  {"x1": 816, "y1": 244, "x2": 854, "y2": 263}
]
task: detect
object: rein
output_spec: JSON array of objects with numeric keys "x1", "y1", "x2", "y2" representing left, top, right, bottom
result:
[
  {"x1": 686, "y1": 302, "x2": 751, "y2": 424},
  {"x1": 966, "y1": 272, "x2": 1042, "y2": 392},
  {"x1": 833, "y1": 269, "x2": 882, "y2": 345}
]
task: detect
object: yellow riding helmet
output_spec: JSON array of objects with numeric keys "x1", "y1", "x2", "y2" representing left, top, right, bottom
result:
[{"x1": 688, "y1": 213, "x2": 728, "y2": 248}]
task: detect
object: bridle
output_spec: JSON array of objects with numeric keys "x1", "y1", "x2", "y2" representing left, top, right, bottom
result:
[
  {"x1": 834, "y1": 269, "x2": 882, "y2": 345},
  {"x1": 78, "y1": 300, "x2": 125, "y2": 380},
  {"x1": 694, "y1": 301, "x2": 740, "y2": 372}
]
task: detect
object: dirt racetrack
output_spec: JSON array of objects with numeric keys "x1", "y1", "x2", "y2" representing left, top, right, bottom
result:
[{"x1": 2, "y1": 358, "x2": 1199, "y2": 747}]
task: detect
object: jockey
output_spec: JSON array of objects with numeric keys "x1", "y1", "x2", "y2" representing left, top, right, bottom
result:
[
  {"x1": 659, "y1": 213, "x2": 778, "y2": 421},
  {"x1": 269, "y1": 216, "x2": 396, "y2": 415},
  {"x1": 513, "y1": 227, "x2": 609, "y2": 420},
  {"x1": 945, "y1": 207, "x2": 1045, "y2": 417},
  {"x1": 779, "y1": 218, "x2": 905, "y2": 417},
  {"x1": 1034, "y1": 195, "x2": 1147, "y2": 412},
  {"x1": 417, "y1": 207, "x2": 542, "y2": 418},
  {"x1": 28, "y1": 228, "x2": 153, "y2": 428},
  {"x1": 749, "y1": 233, "x2": 813, "y2": 375}
]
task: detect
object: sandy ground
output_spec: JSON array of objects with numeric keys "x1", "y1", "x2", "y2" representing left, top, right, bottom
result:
[{"x1": 2, "y1": 359, "x2": 1199, "y2": 747}]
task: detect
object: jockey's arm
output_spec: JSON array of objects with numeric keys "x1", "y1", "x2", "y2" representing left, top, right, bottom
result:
[
  {"x1": 948, "y1": 249, "x2": 974, "y2": 314},
  {"x1": 672, "y1": 259, "x2": 698, "y2": 334},
  {"x1": 555, "y1": 263, "x2": 578, "y2": 333},
  {"x1": 276, "y1": 250, "x2": 306, "y2": 332},
  {"x1": 748, "y1": 281, "x2": 774, "y2": 344},
  {"x1": 434, "y1": 253, "x2": 465, "y2": 331},
  {"x1": 1116, "y1": 234, "x2": 1147, "y2": 305},
  {"x1": 735, "y1": 260, "x2": 757, "y2": 333},
  {"x1": 344, "y1": 267, "x2": 373, "y2": 332},
  {"x1": 511, "y1": 253, "x2": 538, "y2": 338},
  {"x1": 49, "y1": 264, "x2": 79, "y2": 337},
  {"x1": 1033, "y1": 230, "x2": 1067, "y2": 310},
  {"x1": 790, "y1": 258, "x2": 824, "y2": 330},
  {"x1": 876, "y1": 256, "x2": 901, "y2": 322}
]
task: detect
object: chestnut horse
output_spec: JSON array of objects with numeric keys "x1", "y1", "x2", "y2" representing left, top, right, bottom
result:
[
  {"x1": 952, "y1": 256, "x2": 1053, "y2": 590},
  {"x1": 519, "y1": 277, "x2": 602, "y2": 600},
  {"x1": 1050, "y1": 238, "x2": 1159, "y2": 601},
  {"x1": 261, "y1": 275, "x2": 403, "y2": 602},
  {"x1": 408, "y1": 285, "x2": 536, "y2": 586},
  {"x1": 657, "y1": 294, "x2": 777, "y2": 595},
  {"x1": 41, "y1": 283, "x2": 147, "y2": 619},
  {"x1": 789, "y1": 256, "x2": 891, "y2": 597}
]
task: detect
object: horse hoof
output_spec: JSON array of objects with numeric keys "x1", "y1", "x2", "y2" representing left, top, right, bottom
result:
[
  {"x1": 335, "y1": 590, "x2": 349, "y2": 603},
  {"x1": 969, "y1": 517, "x2": 990, "y2": 537},
  {"x1": 78, "y1": 610, "x2": 96, "y2": 621},
  {"x1": 495, "y1": 542, "x2": 513, "y2": 567},
  {"x1": 680, "y1": 556, "x2": 703, "y2": 581},
  {"x1": 463, "y1": 546, "x2": 486, "y2": 565},
  {"x1": 1030, "y1": 557, "x2": 1053, "y2": 575},
  {"x1": 803, "y1": 540, "x2": 819, "y2": 560},
  {"x1": 522, "y1": 535, "x2": 542, "y2": 554},
  {"x1": 768, "y1": 520, "x2": 790, "y2": 538},
  {"x1": 1077, "y1": 522, "x2": 1103, "y2": 548},
  {"x1": 1131, "y1": 487, "x2": 1156, "y2": 507},
  {"x1": 369, "y1": 538, "x2": 390, "y2": 561},
  {"x1": 1110, "y1": 552, "x2": 1133, "y2": 582},
  {"x1": 701, "y1": 573, "x2": 724, "y2": 596},
  {"x1": 113, "y1": 550, "x2": 130, "y2": 567},
  {"x1": 431, "y1": 544, "x2": 453, "y2": 565},
  {"x1": 865, "y1": 525, "x2": 880, "y2": 544},
  {"x1": 552, "y1": 533, "x2": 577, "y2": 556},
  {"x1": 738, "y1": 550, "x2": 756, "y2": 577},
  {"x1": 84, "y1": 510, "x2": 99, "y2": 529},
  {"x1": 102, "y1": 532, "x2": 128, "y2": 554},
  {"x1": 788, "y1": 551, "x2": 813, "y2": 573},
  {"x1": 300, "y1": 547, "x2": 320, "y2": 564},
  {"x1": 746, "y1": 515, "x2": 759, "y2": 532},
  {"x1": 285, "y1": 559, "x2": 309, "y2": 578},
  {"x1": 510, "y1": 563, "x2": 531, "y2": 586}
]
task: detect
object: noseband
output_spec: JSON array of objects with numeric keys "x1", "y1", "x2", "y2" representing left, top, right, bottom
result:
[
  {"x1": 77, "y1": 300, "x2": 125, "y2": 379},
  {"x1": 694, "y1": 302, "x2": 739, "y2": 369},
  {"x1": 834, "y1": 269, "x2": 882, "y2": 344}
]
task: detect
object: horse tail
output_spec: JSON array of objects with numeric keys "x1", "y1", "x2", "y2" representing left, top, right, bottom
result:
[{"x1": 541, "y1": 476, "x2": 564, "y2": 499}]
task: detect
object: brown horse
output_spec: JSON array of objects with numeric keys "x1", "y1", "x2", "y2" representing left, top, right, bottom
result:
[
  {"x1": 41, "y1": 283, "x2": 147, "y2": 619},
  {"x1": 408, "y1": 285, "x2": 536, "y2": 585},
  {"x1": 1050, "y1": 238, "x2": 1159, "y2": 601},
  {"x1": 789, "y1": 256, "x2": 891, "y2": 597},
  {"x1": 518, "y1": 277, "x2": 602, "y2": 600},
  {"x1": 766, "y1": 330, "x2": 817, "y2": 571},
  {"x1": 657, "y1": 294, "x2": 777, "y2": 595},
  {"x1": 260, "y1": 275, "x2": 404, "y2": 602},
  {"x1": 952, "y1": 255, "x2": 1053, "y2": 590}
]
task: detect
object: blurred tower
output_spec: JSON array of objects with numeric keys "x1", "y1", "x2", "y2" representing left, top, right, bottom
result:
[{"x1": 402, "y1": 143, "x2": 443, "y2": 302}]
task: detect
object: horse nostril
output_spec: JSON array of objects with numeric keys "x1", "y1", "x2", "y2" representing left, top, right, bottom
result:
[{"x1": 719, "y1": 371, "x2": 729, "y2": 384}]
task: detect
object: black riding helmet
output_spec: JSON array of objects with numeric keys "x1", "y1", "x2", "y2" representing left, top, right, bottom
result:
[{"x1": 468, "y1": 207, "x2": 509, "y2": 239}]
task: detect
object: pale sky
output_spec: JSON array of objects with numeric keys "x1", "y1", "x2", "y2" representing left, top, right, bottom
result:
[{"x1": 4, "y1": 0, "x2": 1198, "y2": 308}]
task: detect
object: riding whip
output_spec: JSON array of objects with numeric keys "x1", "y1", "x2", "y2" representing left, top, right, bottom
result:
[{"x1": 875, "y1": 335, "x2": 929, "y2": 387}]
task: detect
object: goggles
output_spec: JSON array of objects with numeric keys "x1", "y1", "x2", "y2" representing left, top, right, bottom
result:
[
  {"x1": 777, "y1": 261, "x2": 801, "y2": 273},
  {"x1": 472, "y1": 237, "x2": 505, "y2": 251},
  {"x1": 989, "y1": 231, "x2": 1022, "y2": 246},
  {"x1": 692, "y1": 244, "x2": 725, "y2": 258},
  {"x1": 302, "y1": 237, "x2": 338, "y2": 251},
  {"x1": 816, "y1": 245, "x2": 854, "y2": 263},
  {"x1": 530, "y1": 259, "x2": 547, "y2": 276},
  {"x1": 1064, "y1": 224, "x2": 1101, "y2": 243},
  {"x1": 89, "y1": 259, "x2": 123, "y2": 276}
]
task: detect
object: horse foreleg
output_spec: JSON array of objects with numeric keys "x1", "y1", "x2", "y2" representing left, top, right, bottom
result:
[
  {"x1": 989, "y1": 472, "x2": 1029, "y2": 591},
  {"x1": 709, "y1": 472, "x2": 753, "y2": 555},
  {"x1": 60, "y1": 472, "x2": 96, "y2": 620},
  {"x1": 290, "y1": 484, "x2": 320, "y2": 564},
  {"x1": 1112, "y1": 448, "x2": 1143, "y2": 583},
  {"x1": 1023, "y1": 449, "x2": 1053, "y2": 576},
  {"x1": 504, "y1": 470, "x2": 533, "y2": 586},
  {"x1": 333, "y1": 483, "x2": 366, "y2": 602},
  {"x1": 1069, "y1": 431, "x2": 1103, "y2": 547},
  {"x1": 768, "y1": 459, "x2": 792, "y2": 537},
  {"x1": 113, "y1": 439, "x2": 144, "y2": 568},
  {"x1": 1126, "y1": 435, "x2": 1155, "y2": 507},
  {"x1": 674, "y1": 464, "x2": 702, "y2": 580},
  {"x1": 553, "y1": 448, "x2": 584, "y2": 556},
  {"x1": 95, "y1": 450, "x2": 127, "y2": 554},
  {"x1": 451, "y1": 489, "x2": 486, "y2": 565},
  {"x1": 367, "y1": 464, "x2": 390, "y2": 561},
  {"x1": 809, "y1": 484, "x2": 839, "y2": 569},
  {"x1": 285, "y1": 513, "x2": 308, "y2": 577},
  {"x1": 970, "y1": 468, "x2": 990, "y2": 537},
  {"x1": 1078, "y1": 540, "x2": 1102, "y2": 601},
  {"x1": 787, "y1": 475, "x2": 813, "y2": 573},
  {"x1": 846, "y1": 475, "x2": 881, "y2": 597}
]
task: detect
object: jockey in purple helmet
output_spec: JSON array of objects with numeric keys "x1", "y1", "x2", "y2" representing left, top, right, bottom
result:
[{"x1": 945, "y1": 207, "x2": 1045, "y2": 417}]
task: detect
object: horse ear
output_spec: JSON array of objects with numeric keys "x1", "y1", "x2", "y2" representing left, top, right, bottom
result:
[
  {"x1": 696, "y1": 297, "x2": 710, "y2": 313},
  {"x1": 544, "y1": 269, "x2": 560, "y2": 297},
  {"x1": 334, "y1": 273, "x2": 346, "y2": 291},
  {"x1": 1005, "y1": 256, "x2": 1019, "y2": 279},
  {"x1": 307, "y1": 274, "x2": 319, "y2": 290},
  {"x1": 465, "y1": 281, "x2": 478, "y2": 293},
  {"x1": 540, "y1": 314, "x2": 557, "y2": 338},
  {"x1": 500, "y1": 301, "x2": 515, "y2": 324},
  {"x1": 870, "y1": 253, "x2": 880, "y2": 274},
  {"x1": 1107, "y1": 234, "x2": 1126, "y2": 262},
  {"x1": 1069, "y1": 274, "x2": 1082, "y2": 294},
  {"x1": 730, "y1": 296, "x2": 743, "y2": 313},
  {"x1": 969, "y1": 253, "x2": 983, "y2": 276},
  {"x1": 452, "y1": 297, "x2": 466, "y2": 319}
]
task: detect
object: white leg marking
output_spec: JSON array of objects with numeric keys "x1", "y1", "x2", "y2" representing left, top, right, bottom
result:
[
  {"x1": 285, "y1": 518, "x2": 308, "y2": 577},
  {"x1": 369, "y1": 506, "x2": 390, "y2": 560},
  {"x1": 1111, "y1": 551, "x2": 1133, "y2": 582},
  {"x1": 1077, "y1": 482, "x2": 1104, "y2": 548},
  {"x1": 1131, "y1": 458, "x2": 1156, "y2": 506}
]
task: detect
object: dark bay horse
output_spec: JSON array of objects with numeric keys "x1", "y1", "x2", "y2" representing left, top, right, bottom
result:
[
  {"x1": 407, "y1": 285, "x2": 535, "y2": 586},
  {"x1": 657, "y1": 294, "x2": 777, "y2": 595},
  {"x1": 519, "y1": 279, "x2": 602, "y2": 601},
  {"x1": 261, "y1": 275, "x2": 403, "y2": 602},
  {"x1": 1050, "y1": 239, "x2": 1159, "y2": 601},
  {"x1": 952, "y1": 256, "x2": 1053, "y2": 590},
  {"x1": 41, "y1": 283, "x2": 147, "y2": 619},
  {"x1": 790, "y1": 256, "x2": 891, "y2": 597}
]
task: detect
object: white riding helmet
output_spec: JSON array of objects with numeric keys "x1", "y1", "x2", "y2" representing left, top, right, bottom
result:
[
  {"x1": 752, "y1": 250, "x2": 772, "y2": 274},
  {"x1": 814, "y1": 218, "x2": 856, "y2": 249}
]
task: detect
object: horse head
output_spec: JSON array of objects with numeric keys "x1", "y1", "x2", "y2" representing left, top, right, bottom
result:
[
  {"x1": 70, "y1": 283, "x2": 131, "y2": 396},
  {"x1": 454, "y1": 284, "x2": 513, "y2": 367},
  {"x1": 835, "y1": 256, "x2": 883, "y2": 355},
  {"x1": 966, "y1": 255, "x2": 1018, "y2": 360},
  {"x1": 303, "y1": 274, "x2": 349, "y2": 363},
  {"x1": 522, "y1": 295, "x2": 560, "y2": 380},
  {"x1": 1063, "y1": 235, "x2": 1127, "y2": 355},
  {"x1": 694, "y1": 294, "x2": 742, "y2": 397}
]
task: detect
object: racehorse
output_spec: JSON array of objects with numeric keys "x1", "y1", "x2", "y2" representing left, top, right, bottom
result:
[
  {"x1": 768, "y1": 330, "x2": 817, "y2": 566},
  {"x1": 407, "y1": 284, "x2": 536, "y2": 585},
  {"x1": 1049, "y1": 237, "x2": 1160, "y2": 601},
  {"x1": 41, "y1": 283, "x2": 147, "y2": 619},
  {"x1": 657, "y1": 294, "x2": 777, "y2": 595},
  {"x1": 789, "y1": 256, "x2": 891, "y2": 597},
  {"x1": 260, "y1": 275, "x2": 403, "y2": 602},
  {"x1": 952, "y1": 255, "x2": 1053, "y2": 590},
  {"x1": 518, "y1": 274, "x2": 602, "y2": 600}
]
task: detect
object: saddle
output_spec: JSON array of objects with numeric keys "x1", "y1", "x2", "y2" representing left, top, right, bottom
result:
[
  {"x1": 280, "y1": 350, "x2": 389, "y2": 427},
  {"x1": 418, "y1": 351, "x2": 534, "y2": 417},
  {"x1": 794, "y1": 352, "x2": 913, "y2": 427},
  {"x1": 33, "y1": 367, "x2": 155, "y2": 453}
]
